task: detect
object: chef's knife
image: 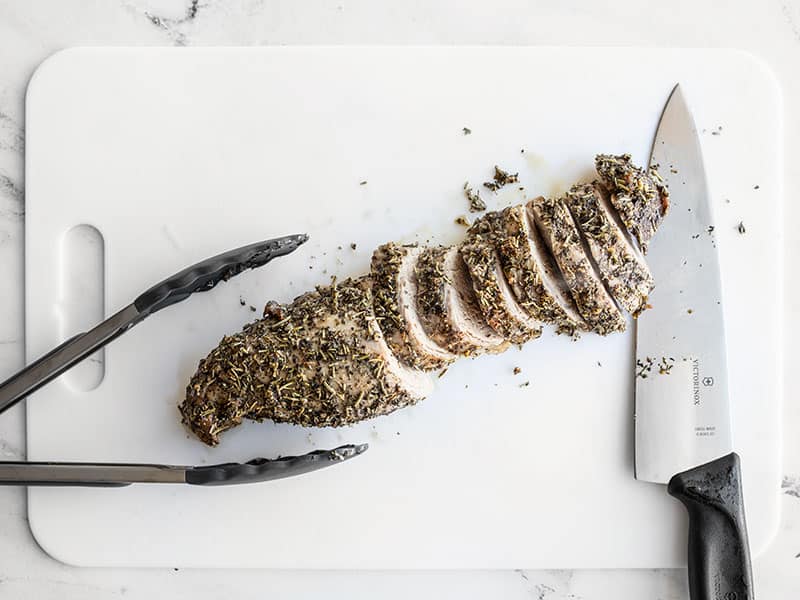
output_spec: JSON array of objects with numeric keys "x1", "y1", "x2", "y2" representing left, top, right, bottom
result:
[
  {"x1": 0, "y1": 444, "x2": 367, "y2": 487},
  {"x1": 0, "y1": 234, "x2": 308, "y2": 415},
  {"x1": 636, "y1": 84, "x2": 753, "y2": 600}
]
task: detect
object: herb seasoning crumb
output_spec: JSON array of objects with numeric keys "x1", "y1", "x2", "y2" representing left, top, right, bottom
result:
[
  {"x1": 636, "y1": 357, "x2": 654, "y2": 379},
  {"x1": 513, "y1": 367, "x2": 521, "y2": 375},
  {"x1": 658, "y1": 357, "x2": 675, "y2": 375},
  {"x1": 738, "y1": 221, "x2": 746, "y2": 234},
  {"x1": 464, "y1": 183, "x2": 486, "y2": 212},
  {"x1": 597, "y1": 361, "x2": 602, "y2": 367},
  {"x1": 707, "y1": 225, "x2": 715, "y2": 234},
  {"x1": 249, "y1": 305, "x2": 257, "y2": 312},
  {"x1": 239, "y1": 298, "x2": 246, "y2": 306},
  {"x1": 484, "y1": 165, "x2": 519, "y2": 192},
  {"x1": 519, "y1": 381, "x2": 530, "y2": 388},
  {"x1": 462, "y1": 127, "x2": 472, "y2": 135},
  {"x1": 437, "y1": 368, "x2": 448, "y2": 378},
  {"x1": 687, "y1": 308, "x2": 693, "y2": 314},
  {"x1": 359, "y1": 180, "x2": 367, "y2": 186},
  {"x1": 350, "y1": 243, "x2": 357, "y2": 250},
  {"x1": 754, "y1": 185, "x2": 760, "y2": 190},
  {"x1": 454, "y1": 215, "x2": 470, "y2": 227}
]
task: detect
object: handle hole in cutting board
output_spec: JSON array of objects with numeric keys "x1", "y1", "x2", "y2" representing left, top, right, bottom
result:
[{"x1": 60, "y1": 224, "x2": 105, "y2": 391}]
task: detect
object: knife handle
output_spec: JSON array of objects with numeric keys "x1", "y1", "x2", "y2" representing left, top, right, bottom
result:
[{"x1": 667, "y1": 452, "x2": 754, "y2": 600}]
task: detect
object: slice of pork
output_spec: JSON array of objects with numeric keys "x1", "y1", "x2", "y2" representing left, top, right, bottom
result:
[
  {"x1": 564, "y1": 182, "x2": 655, "y2": 316},
  {"x1": 469, "y1": 206, "x2": 587, "y2": 335},
  {"x1": 459, "y1": 239, "x2": 542, "y2": 343},
  {"x1": 415, "y1": 246, "x2": 508, "y2": 356},
  {"x1": 371, "y1": 243, "x2": 456, "y2": 371},
  {"x1": 528, "y1": 196, "x2": 626, "y2": 336},
  {"x1": 594, "y1": 154, "x2": 670, "y2": 252},
  {"x1": 180, "y1": 276, "x2": 432, "y2": 444}
]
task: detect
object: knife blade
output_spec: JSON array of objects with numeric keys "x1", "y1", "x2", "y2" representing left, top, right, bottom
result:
[
  {"x1": 0, "y1": 444, "x2": 367, "y2": 487},
  {"x1": 636, "y1": 84, "x2": 753, "y2": 600},
  {"x1": 636, "y1": 84, "x2": 732, "y2": 483}
]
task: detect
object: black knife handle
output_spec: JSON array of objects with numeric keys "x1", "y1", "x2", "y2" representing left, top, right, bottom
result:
[
  {"x1": 185, "y1": 444, "x2": 368, "y2": 486},
  {"x1": 134, "y1": 234, "x2": 308, "y2": 317},
  {"x1": 668, "y1": 452, "x2": 754, "y2": 600}
]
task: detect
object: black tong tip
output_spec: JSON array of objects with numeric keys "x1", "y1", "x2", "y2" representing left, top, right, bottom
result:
[
  {"x1": 134, "y1": 233, "x2": 309, "y2": 316},
  {"x1": 185, "y1": 443, "x2": 369, "y2": 486}
]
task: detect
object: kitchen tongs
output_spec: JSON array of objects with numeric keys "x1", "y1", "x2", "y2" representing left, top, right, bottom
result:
[{"x1": 0, "y1": 234, "x2": 368, "y2": 486}]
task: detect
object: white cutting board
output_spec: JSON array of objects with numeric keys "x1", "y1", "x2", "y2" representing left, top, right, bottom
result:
[{"x1": 24, "y1": 47, "x2": 783, "y2": 568}]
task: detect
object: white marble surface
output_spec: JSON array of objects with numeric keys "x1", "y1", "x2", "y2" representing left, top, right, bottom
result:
[{"x1": 0, "y1": 0, "x2": 797, "y2": 597}]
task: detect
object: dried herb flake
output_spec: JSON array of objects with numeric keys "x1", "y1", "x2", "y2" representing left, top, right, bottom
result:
[
  {"x1": 463, "y1": 183, "x2": 486, "y2": 212},
  {"x1": 484, "y1": 165, "x2": 519, "y2": 192}
]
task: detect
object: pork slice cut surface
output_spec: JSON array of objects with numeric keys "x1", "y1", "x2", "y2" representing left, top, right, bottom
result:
[
  {"x1": 459, "y1": 239, "x2": 542, "y2": 344},
  {"x1": 371, "y1": 242, "x2": 456, "y2": 370},
  {"x1": 564, "y1": 182, "x2": 654, "y2": 315},
  {"x1": 415, "y1": 246, "x2": 509, "y2": 356},
  {"x1": 469, "y1": 205, "x2": 587, "y2": 335},
  {"x1": 528, "y1": 196, "x2": 626, "y2": 335}
]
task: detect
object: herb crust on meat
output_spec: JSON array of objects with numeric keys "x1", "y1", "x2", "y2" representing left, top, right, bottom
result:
[{"x1": 181, "y1": 155, "x2": 667, "y2": 445}]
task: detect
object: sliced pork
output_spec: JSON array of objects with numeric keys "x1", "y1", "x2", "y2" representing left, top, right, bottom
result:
[
  {"x1": 468, "y1": 206, "x2": 587, "y2": 336},
  {"x1": 564, "y1": 182, "x2": 654, "y2": 315},
  {"x1": 459, "y1": 239, "x2": 542, "y2": 343},
  {"x1": 528, "y1": 195, "x2": 626, "y2": 335},
  {"x1": 371, "y1": 243, "x2": 455, "y2": 370},
  {"x1": 595, "y1": 153, "x2": 670, "y2": 252},
  {"x1": 183, "y1": 154, "x2": 668, "y2": 445},
  {"x1": 415, "y1": 246, "x2": 508, "y2": 356}
]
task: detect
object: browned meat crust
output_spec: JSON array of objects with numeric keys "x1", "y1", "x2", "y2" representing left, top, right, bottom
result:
[
  {"x1": 181, "y1": 277, "x2": 431, "y2": 445},
  {"x1": 594, "y1": 153, "x2": 669, "y2": 252},
  {"x1": 468, "y1": 206, "x2": 586, "y2": 336},
  {"x1": 459, "y1": 239, "x2": 542, "y2": 343},
  {"x1": 415, "y1": 246, "x2": 508, "y2": 356},
  {"x1": 564, "y1": 182, "x2": 654, "y2": 315},
  {"x1": 529, "y1": 196, "x2": 626, "y2": 336},
  {"x1": 371, "y1": 243, "x2": 455, "y2": 370}
]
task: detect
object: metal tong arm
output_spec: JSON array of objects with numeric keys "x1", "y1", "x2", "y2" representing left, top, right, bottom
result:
[
  {"x1": 0, "y1": 444, "x2": 368, "y2": 487},
  {"x1": 0, "y1": 234, "x2": 308, "y2": 416},
  {"x1": 0, "y1": 305, "x2": 140, "y2": 416}
]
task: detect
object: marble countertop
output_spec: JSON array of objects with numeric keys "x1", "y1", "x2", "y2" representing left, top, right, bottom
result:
[{"x1": 0, "y1": 0, "x2": 797, "y2": 597}]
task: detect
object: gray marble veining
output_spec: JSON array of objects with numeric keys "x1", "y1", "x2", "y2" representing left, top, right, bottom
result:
[{"x1": 0, "y1": 0, "x2": 797, "y2": 598}]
